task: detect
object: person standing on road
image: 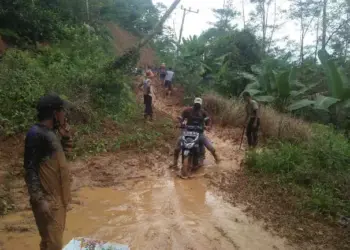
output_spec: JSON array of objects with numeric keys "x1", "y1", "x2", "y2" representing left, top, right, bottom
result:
[
  {"x1": 159, "y1": 63, "x2": 167, "y2": 85},
  {"x1": 139, "y1": 70, "x2": 155, "y2": 121},
  {"x1": 243, "y1": 92, "x2": 260, "y2": 148},
  {"x1": 164, "y1": 67, "x2": 175, "y2": 96},
  {"x1": 24, "y1": 94, "x2": 72, "y2": 250}
]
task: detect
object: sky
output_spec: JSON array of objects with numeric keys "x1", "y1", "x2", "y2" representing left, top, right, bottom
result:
[{"x1": 153, "y1": 0, "x2": 315, "y2": 50}]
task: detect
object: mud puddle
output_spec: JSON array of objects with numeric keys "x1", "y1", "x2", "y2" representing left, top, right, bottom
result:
[{"x1": 0, "y1": 173, "x2": 293, "y2": 250}]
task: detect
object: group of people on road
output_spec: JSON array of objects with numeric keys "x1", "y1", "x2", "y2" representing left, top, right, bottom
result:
[
  {"x1": 23, "y1": 67, "x2": 260, "y2": 249},
  {"x1": 139, "y1": 63, "x2": 175, "y2": 121}
]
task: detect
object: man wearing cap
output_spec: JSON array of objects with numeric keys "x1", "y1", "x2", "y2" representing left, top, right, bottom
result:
[
  {"x1": 170, "y1": 97, "x2": 220, "y2": 169},
  {"x1": 23, "y1": 94, "x2": 72, "y2": 250}
]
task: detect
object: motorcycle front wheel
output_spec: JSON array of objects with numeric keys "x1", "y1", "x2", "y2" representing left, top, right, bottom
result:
[{"x1": 180, "y1": 155, "x2": 192, "y2": 179}]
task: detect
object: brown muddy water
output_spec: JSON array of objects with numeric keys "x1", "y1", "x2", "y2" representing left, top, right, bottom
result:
[{"x1": 0, "y1": 172, "x2": 293, "y2": 250}]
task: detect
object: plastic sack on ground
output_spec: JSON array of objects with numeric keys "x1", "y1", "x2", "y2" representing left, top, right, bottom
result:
[{"x1": 63, "y1": 237, "x2": 130, "y2": 250}]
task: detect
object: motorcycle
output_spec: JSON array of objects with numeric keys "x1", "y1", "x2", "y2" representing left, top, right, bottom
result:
[{"x1": 178, "y1": 124, "x2": 205, "y2": 179}]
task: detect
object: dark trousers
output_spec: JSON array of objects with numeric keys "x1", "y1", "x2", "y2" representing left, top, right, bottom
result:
[
  {"x1": 31, "y1": 200, "x2": 66, "y2": 250},
  {"x1": 144, "y1": 95, "x2": 153, "y2": 118},
  {"x1": 246, "y1": 118, "x2": 260, "y2": 147}
]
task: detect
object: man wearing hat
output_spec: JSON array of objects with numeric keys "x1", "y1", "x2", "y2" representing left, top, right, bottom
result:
[
  {"x1": 23, "y1": 94, "x2": 72, "y2": 250},
  {"x1": 170, "y1": 97, "x2": 220, "y2": 169}
]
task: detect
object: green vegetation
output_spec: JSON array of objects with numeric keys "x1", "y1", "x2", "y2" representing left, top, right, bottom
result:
[
  {"x1": 0, "y1": 26, "x2": 135, "y2": 135},
  {"x1": 0, "y1": 0, "x2": 163, "y2": 136},
  {"x1": 155, "y1": 1, "x2": 350, "y2": 129},
  {"x1": 246, "y1": 125, "x2": 350, "y2": 216},
  {"x1": 0, "y1": 0, "x2": 164, "y2": 215}
]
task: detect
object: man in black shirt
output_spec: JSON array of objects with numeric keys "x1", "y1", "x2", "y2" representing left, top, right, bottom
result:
[
  {"x1": 24, "y1": 94, "x2": 72, "y2": 250},
  {"x1": 170, "y1": 98, "x2": 220, "y2": 168}
]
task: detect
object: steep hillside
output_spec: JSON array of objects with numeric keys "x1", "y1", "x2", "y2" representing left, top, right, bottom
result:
[{"x1": 106, "y1": 23, "x2": 157, "y2": 67}]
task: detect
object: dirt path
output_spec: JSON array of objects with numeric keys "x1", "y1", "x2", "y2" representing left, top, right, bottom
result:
[{"x1": 0, "y1": 80, "x2": 295, "y2": 250}]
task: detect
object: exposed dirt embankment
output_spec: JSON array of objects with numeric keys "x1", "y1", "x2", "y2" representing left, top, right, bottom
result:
[{"x1": 106, "y1": 23, "x2": 157, "y2": 67}]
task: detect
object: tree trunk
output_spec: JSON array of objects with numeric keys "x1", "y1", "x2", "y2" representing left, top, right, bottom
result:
[
  {"x1": 315, "y1": 15, "x2": 320, "y2": 62},
  {"x1": 300, "y1": 11, "x2": 304, "y2": 64},
  {"x1": 321, "y1": 0, "x2": 327, "y2": 50},
  {"x1": 262, "y1": 0, "x2": 266, "y2": 56},
  {"x1": 242, "y1": 0, "x2": 246, "y2": 29},
  {"x1": 300, "y1": 36, "x2": 304, "y2": 64},
  {"x1": 267, "y1": 0, "x2": 277, "y2": 52}
]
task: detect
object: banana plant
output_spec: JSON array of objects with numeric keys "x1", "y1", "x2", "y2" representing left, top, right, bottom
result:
[
  {"x1": 288, "y1": 50, "x2": 350, "y2": 112},
  {"x1": 241, "y1": 64, "x2": 316, "y2": 111}
]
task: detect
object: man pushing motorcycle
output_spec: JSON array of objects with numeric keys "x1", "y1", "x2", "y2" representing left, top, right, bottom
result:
[{"x1": 170, "y1": 97, "x2": 220, "y2": 172}]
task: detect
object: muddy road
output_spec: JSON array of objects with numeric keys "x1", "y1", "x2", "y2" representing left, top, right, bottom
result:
[{"x1": 0, "y1": 81, "x2": 294, "y2": 250}]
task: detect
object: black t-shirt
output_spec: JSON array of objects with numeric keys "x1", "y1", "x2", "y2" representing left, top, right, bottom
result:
[{"x1": 181, "y1": 107, "x2": 209, "y2": 127}]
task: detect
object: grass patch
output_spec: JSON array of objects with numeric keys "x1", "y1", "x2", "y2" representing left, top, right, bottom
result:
[
  {"x1": 70, "y1": 107, "x2": 176, "y2": 158},
  {"x1": 245, "y1": 125, "x2": 350, "y2": 217},
  {"x1": 203, "y1": 93, "x2": 312, "y2": 143},
  {"x1": 114, "y1": 114, "x2": 175, "y2": 151}
]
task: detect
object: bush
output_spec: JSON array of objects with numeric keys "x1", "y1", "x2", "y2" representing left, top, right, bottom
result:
[
  {"x1": 246, "y1": 125, "x2": 350, "y2": 216},
  {"x1": 0, "y1": 25, "x2": 136, "y2": 135}
]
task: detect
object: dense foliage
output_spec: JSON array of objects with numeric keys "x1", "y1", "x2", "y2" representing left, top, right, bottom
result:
[
  {"x1": 155, "y1": 1, "x2": 350, "y2": 129},
  {"x1": 246, "y1": 125, "x2": 350, "y2": 216},
  {"x1": 0, "y1": 0, "x2": 162, "y2": 135},
  {"x1": 0, "y1": 26, "x2": 136, "y2": 135},
  {"x1": 0, "y1": 0, "x2": 160, "y2": 46}
]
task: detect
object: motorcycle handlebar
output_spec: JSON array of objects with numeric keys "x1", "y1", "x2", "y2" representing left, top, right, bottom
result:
[{"x1": 177, "y1": 124, "x2": 208, "y2": 131}]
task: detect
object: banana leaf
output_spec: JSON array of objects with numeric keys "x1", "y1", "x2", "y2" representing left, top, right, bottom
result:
[
  {"x1": 318, "y1": 50, "x2": 344, "y2": 99},
  {"x1": 244, "y1": 82, "x2": 260, "y2": 90},
  {"x1": 244, "y1": 89, "x2": 262, "y2": 96},
  {"x1": 276, "y1": 70, "x2": 290, "y2": 98},
  {"x1": 254, "y1": 95, "x2": 275, "y2": 103},
  {"x1": 237, "y1": 72, "x2": 258, "y2": 82},
  {"x1": 288, "y1": 99, "x2": 315, "y2": 111},
  {"x1": 313, "y1": 95, "x2": 340, "y2": 111},
  {"x1": 251, "y1": 65, "x2": 262, "y2": 75},
  {"x1": 288, "y1": 66, "x2": 297, "y2": 87}
]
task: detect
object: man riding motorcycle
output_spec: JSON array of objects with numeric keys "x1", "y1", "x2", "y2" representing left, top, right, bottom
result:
[{"x1": 170, "y1": 97, "x2": 220, "y2": 169}]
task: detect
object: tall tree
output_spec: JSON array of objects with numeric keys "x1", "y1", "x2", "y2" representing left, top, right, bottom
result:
[
  {"x1": 289, "y1": 0, "x2": 320, "y2": 64},
  {"x1": 249, "y1": 0, "x2": 283, "y2": 57},
  {"x1": 211, "y1": 8, "x2": 240, "y2": 32},
  {"x1": 320, "y1": 0, "x2": 350, "y2": 51}
]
